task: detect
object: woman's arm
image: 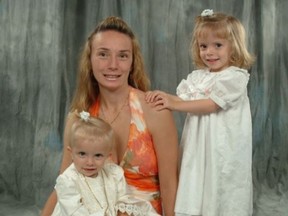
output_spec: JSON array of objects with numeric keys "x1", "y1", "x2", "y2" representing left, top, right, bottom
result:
[
  {"x1": 144, "y1": 99, "x2": 179, "y2": 216},
  {"x1": 41, "y1": 113, "x2": 75, "y2": 216},
  {"x1": 41, "y1": 191, "x2": 57, "y2": 216}
]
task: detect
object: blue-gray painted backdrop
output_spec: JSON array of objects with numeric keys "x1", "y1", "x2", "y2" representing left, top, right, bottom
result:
[{"x1": 0, "y1": 0, "x2": 287, "y2": 216}]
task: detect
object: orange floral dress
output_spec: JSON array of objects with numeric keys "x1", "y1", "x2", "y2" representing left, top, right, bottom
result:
[{"x1": 89, "y1": 87, "x2": 162, "y2": 214}]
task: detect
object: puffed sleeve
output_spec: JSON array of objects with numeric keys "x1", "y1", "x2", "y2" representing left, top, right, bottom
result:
[
  {"x1": 176, "y1": 71, "x2": 200, "y2": 100},
  {"x1": 52, "y1": 174, "x2": 103, "y2": 216},
  {"x1": 209, "y1": 67, "x2": 250, "y2": 110}
]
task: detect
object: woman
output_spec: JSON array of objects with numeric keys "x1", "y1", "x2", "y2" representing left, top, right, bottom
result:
[{"x1": 42, "y1": 16, "x2": 178, "y2": 216}]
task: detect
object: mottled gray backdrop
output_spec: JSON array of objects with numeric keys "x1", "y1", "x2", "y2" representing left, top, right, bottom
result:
[{"x1": 0, "y1": 0, "x2": 287, "y2": 216}]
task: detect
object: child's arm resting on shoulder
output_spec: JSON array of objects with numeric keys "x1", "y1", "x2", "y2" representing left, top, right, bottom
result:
[
  {"x1": 145, "y1": 90, "x2": 219, "y2": 114},
  {"x1": 145, "y1": 90, "x2": 182, "y2": 111}
]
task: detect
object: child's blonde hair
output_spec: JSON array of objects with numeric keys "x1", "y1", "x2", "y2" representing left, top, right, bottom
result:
[
  {"x1": 191, "y1": 12, "x2": 255, "y2": 69},
  {"x1": 70, "y1": 113, "x2": 115, "y2": 151}
]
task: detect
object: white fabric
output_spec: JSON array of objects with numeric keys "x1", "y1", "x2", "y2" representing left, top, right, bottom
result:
[
  {"x1": 174, "y1": 66, "x2": 253, "y2": 216},
  {"x1": 52, "y1": 162, "x2": 159, "y2": 216}
]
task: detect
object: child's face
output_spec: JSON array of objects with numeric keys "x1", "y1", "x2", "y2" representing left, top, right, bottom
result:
[
  {"x1": 198, "y1": 29, "x2": 231, "y2": 72},
  {"x1": 69, "y1": 136, "x2": 111, "y2": 177}
]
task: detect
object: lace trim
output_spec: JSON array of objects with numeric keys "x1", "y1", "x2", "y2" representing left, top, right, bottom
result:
[{"x1": 115, "y1": 203, "x2": 144, "y2": 216}]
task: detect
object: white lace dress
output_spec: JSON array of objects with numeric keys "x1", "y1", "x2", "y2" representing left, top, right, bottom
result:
[
  {"x1": 174, "y1": 66, "x2": 253, "y2": 216},
  {"x1": 52, "y1": 162, "x2": 159, "y2": 216}
]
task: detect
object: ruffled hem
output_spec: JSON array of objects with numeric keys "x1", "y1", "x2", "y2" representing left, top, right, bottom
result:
[
  {"x1": 115, "y1": 197, "x2": 160, "y2": 216},
  {"x1": 115, "y1": 203, "x2": 145, "y2": 216}
]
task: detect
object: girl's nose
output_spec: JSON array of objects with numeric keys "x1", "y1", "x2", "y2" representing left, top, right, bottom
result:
[
  {"x1": 206, "y1": 47, "x2": 214, "y2": 55},
  {"x1": 86, "y1": 157, "x2": 94, "y2": 166}
]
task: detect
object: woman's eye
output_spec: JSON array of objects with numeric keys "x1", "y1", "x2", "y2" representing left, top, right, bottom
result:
[
  {"x1": 118, "y1": 53, "x2": 129, "y2": 59},
  {"x1": 98, "y1": 52, "x2": 109, "y2": 58}
]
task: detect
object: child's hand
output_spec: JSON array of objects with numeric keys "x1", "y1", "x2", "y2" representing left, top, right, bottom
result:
[
  {"x1": 145, "y1": 90, "x2": 171, "y2": 111},
  {"x1": 145, "y1": 90, "x2": 165, "y2": 103}
]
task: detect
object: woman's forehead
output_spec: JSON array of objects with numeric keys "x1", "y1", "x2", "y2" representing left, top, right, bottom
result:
[{"x1": 92, "y1": 30, "x2": 132, "y2": 50}]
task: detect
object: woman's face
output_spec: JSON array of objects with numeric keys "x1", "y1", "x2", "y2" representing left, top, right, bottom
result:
[{"x1": 90, "y1": 30, "x2": 133, "y2": 90}]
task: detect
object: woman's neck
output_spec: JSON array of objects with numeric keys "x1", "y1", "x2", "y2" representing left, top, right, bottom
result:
[{"x1": 99, "y1": 86, "x2": 130, "y2": 111}]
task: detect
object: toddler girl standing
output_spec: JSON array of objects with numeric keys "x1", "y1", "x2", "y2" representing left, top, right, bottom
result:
[{"x1": 146, "y1": 9, "x2": 255, "y2": 216}]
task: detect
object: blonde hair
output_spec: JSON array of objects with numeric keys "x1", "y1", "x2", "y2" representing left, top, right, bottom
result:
[
  {"x1": 70, "y1": 16, "x2": 150, "y2": 111},
  {"x1": 191, "y1": 12, "x2": 255, "y2": 70},
  {"x1": 70, "y1": 114, "x2": 115, "y2": 151}
]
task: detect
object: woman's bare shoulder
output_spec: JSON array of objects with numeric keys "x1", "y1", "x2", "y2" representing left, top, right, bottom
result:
[
  {"x1": 133, "y1": 89, "x2": 174, "y2": 129},
  {"x1": 133, "y1": 89, "x2": 155, "y2": 114}
]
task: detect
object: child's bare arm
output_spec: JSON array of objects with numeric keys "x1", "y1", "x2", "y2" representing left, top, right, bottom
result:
[{"x1": 146, "y1": 90, "x2": 220, "y2": 114}]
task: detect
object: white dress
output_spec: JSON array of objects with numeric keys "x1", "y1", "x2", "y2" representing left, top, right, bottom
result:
[
  {"x1": 52, "y1": 162, "x2": 159, "y2": 216},
  {"x1": 174, "y1": 66, "x2": 253, "y2": 216}
]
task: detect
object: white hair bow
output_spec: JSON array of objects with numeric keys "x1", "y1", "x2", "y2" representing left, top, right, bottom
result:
[
  {"x1": 80, "y1": 111, "x2": 90, "y2": 122},
  {"x1": 201, "y1": 9, "x2": 214, "y2": 17}
]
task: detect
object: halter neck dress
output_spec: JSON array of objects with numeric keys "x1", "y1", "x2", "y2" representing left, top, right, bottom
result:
[{"x1": 89, "y1": 87, "x2": 162, "y2": 214}]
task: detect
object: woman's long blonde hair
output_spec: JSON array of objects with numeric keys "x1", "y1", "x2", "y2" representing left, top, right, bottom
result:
[
  {"x1": 191, "y1": 12, "x2": 255, "y2": 70},
  {"x1": 70, "y1": 16, "x2": 150, "y2": 111}
]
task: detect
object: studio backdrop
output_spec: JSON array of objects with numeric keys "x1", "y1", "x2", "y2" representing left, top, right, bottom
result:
[{"x1": 0, "y1": 0, "x2": 287, "y2": 215}]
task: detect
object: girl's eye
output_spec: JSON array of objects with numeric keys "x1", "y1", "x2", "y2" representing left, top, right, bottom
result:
[
  {"x1": 199, "y1": 44, "x2": 207, "y2": 49},
  {"x1": 78, "y1": 152, "x2": 86, "y2": 157},
  {"x1": 95, "y1": 153, "x2": 103, "y2": 157},
  {"x1": 216, "y1": 43, "x2": 222, "y2": 48},
  {"x1": 95, "y1": 153, "x2": 104, "y2": 159}
]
